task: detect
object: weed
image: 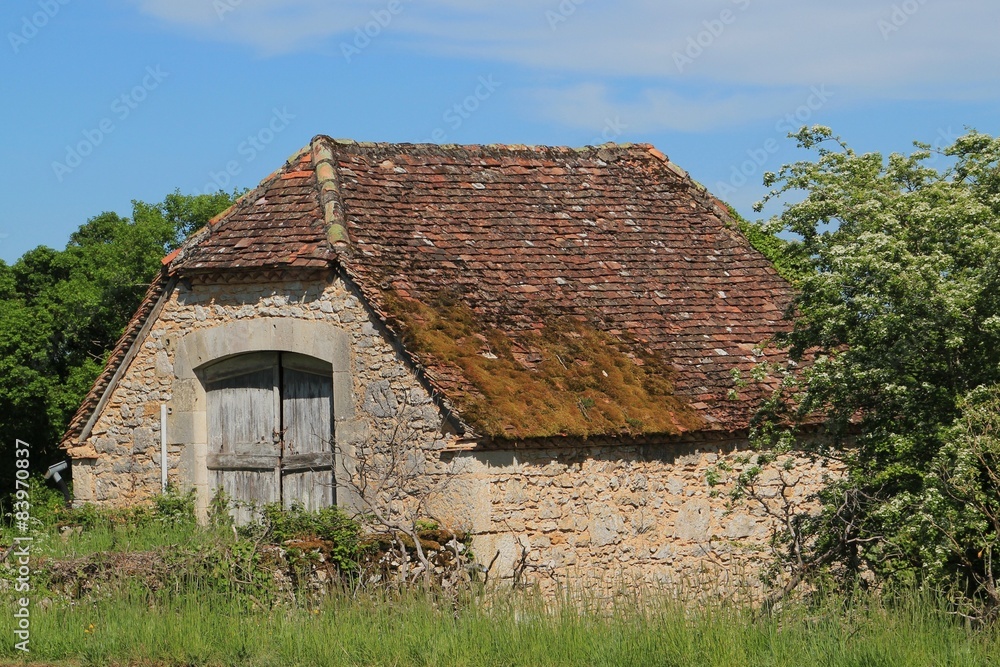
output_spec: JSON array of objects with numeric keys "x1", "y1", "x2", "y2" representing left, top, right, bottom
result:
[{"x1": 152, "y1": 485, "x2": 197, "y2": 527}]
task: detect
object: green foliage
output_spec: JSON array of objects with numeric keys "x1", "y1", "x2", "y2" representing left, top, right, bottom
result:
[
  {"x1": 3, "y1": 496, "x2": 367, "y2": 612},
  {"x1": 26, "y1": 487, "x2": 197, "y2": 539},
  {"x1": 727, "y1": 204, "x2": 811, "y2": 286},
  {"x1": 152, "y1": 486, "x2": 198, "y2": 528},
  {"x1": 251, "y1": 503, "x2": 359, "y2": 544},
  {"x1": 0, "y1": 190, "x2": 237, "y2": 493},
  {"x1": 0, "y1": 474, "x2": 66, "y2": 536},
  {"x1": 414, "y1": 518, "x2": 440, "y2": 532},
  {"x1": 208, "y1": 488, "x2": 236, "y2": 531},
  {"x1": 894, "y1": 386, "x2": 1000, "y2": 618},
  {"x1": 56, "y1": 501, "x2": 155, "y2": 533},
  {"x1": 152, "y1": 189, "x2": 239, "y2": 240},
  {"x1": 241, "y1": 503, "x2": 363, "y2": 573},
  {"x1": 751, "y1": 126, "x2": 1000, "y2": 619},
  {"x1": 1, "y1": 585, "x2": 998, "y2": 666}
]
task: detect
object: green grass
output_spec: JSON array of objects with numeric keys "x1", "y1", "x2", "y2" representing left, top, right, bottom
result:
[
  {"x1": 0, "y1": 482, "x2": 217, "y2": 562},
  {"x1": 1, "y1": 585, "x2": 998, "y2": 666},
  {"x1": 3, "y1": 494, "x2": 999, "y2": 666},
  {"x1": 17, "y1": 519, "x2": 229, "y2": 562}
]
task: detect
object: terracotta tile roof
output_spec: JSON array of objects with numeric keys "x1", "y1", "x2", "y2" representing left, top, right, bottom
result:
[
  {"x1": 318, "y1": 139, "x2": 793, "y2": 436},
  {"x1": 165, "y1": 147, "x2": 333, "y2": 272},
  {"x1": 61, "y1": 149, "x2": 334, "y2": 448},
  {"x1": 63, "y1": 137, "x2": 795, "y2": 446}
]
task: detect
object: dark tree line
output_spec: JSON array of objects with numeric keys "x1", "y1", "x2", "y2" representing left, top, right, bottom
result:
[{"x1": 0, "y1": 191, "x2": 236, "y2": 492}]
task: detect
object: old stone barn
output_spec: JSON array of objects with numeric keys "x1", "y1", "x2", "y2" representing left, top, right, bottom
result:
[{"x1": 61, "y1": 137, "x2": 830, "y2": 590}]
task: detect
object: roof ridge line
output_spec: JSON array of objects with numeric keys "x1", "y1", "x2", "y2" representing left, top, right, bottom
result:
[
  {"x1": 310, "y1": 136, "x2": 351, "y2": 250},
  {"x1": 308, "y1": 135, "x2": 660, "y2": 155},
  {"x1": 643, "y1": 145, "x2": 697, "y2": 187}
]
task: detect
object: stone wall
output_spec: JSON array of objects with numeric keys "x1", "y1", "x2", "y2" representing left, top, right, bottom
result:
[
  {"x1": 69, "y1": 273, "x2": 452, "y2": 511},
  {"x1": 433, "y1": 443, "x2": 838, "y2": 596},
  {"x1": 68, "y1": 272, "x2": 837, "y2": 592}
]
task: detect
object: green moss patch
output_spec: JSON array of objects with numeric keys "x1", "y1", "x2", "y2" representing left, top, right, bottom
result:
[{"x1": 382, "y1": 290, "x2": 703, "y2": 439}]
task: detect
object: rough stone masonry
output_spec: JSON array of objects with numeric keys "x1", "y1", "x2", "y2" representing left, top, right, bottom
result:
[{"x1": 67, "y1": 273, "x2": 836, "y2": 596}]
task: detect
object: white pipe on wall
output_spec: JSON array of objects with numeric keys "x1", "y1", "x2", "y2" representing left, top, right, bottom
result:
[{"x1": 160, "y1": 404, "x2": 168, "y2": 492}]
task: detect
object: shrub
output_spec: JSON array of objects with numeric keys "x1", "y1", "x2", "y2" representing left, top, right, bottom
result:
[
  {"x1": 153, "y1": 486, "x2": 197, "y2": 527},
  {"x1": 241, "y1": 503, "x2": 363, "y2": 573}
]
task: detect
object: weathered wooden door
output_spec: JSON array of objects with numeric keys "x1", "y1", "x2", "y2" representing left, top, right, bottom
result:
[
  {"x1": 203, "y1": 352, "x2": 334, "y2": 523},
  {"x1": 280, "y1": 353, "x2": 334, "y2": 511}
]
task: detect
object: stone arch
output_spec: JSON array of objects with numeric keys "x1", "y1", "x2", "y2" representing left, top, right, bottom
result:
[{"x1": 168, "y1": 318, "x2": 359, "y2": 518}]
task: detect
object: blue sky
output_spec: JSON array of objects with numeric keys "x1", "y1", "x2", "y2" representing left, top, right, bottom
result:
[{"x1": 2, "y1": 0, "x2": 998, "y2": 263}]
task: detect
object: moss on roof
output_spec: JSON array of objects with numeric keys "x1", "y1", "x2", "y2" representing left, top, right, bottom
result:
[{"x1": 383, "y1": 290, "x2": 704, "y2": 440}]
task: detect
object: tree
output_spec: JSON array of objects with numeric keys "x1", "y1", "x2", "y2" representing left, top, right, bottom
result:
[
  {"x1": 746, "y1": 127, "x2": 1000, "y2": 620},
  {"x1": 0, "y1": 191, "x2": 238, "y2": 494},
  {"x1": 728, "y1": 205, "x2": 811, "y2": 287}
]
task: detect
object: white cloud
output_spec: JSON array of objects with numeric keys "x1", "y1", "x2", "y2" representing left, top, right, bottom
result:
[
  {"x1": 131, "y1": 0, "x2": 374, "y2": 54},
  {"x1": 129, "y1": 0, "x2": 1000, "y2": 127},
  {"x1": 525, "y1": 83, "x2": 829, "y2": 133},
  {"x1": 421, "y1": 0, "x2": 997, "y2": 94}
]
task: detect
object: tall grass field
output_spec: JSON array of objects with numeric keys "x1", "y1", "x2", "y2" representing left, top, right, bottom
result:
[
  {"x1": 2, "y1": 585, "x2": 999, "y2": 666},
  {"x1": 2, "y1": 487, "x2": 999, "y2": 666}
]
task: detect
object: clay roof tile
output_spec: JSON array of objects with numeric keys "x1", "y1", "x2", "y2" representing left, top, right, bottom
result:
[{"x1": 64, "y1": 137, "x2": 795, "y2": 447}]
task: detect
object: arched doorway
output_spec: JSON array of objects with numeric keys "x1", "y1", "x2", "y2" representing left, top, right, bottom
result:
[{"x1": 199, "y1": 351, "x2": 334, "y2": 523}]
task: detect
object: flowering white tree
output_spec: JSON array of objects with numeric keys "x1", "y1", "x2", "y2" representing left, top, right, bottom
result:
[{"x1": 745, "y1": 127, "x2": 1000, "y2": 621}]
